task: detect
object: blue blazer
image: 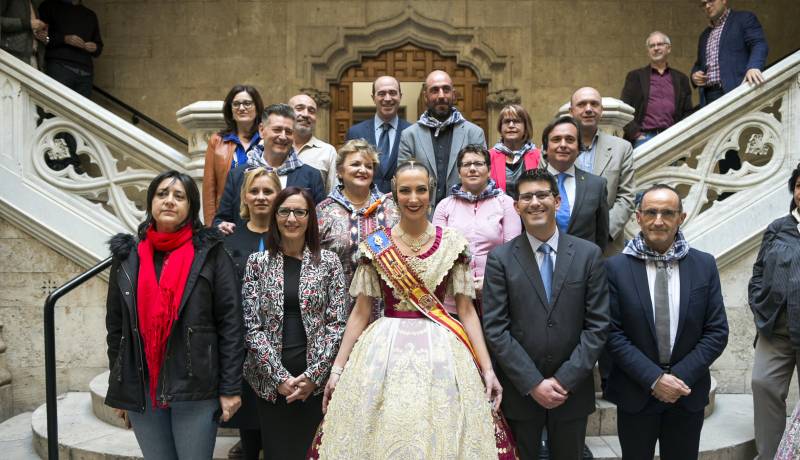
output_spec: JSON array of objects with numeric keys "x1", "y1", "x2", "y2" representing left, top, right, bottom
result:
[
  {"x1": 605, "y1": 249, "x2": 728, "y2": 414},
  {"x1": 346, "y1": 117, "x2": 411, "y2": 193},
  {"x1": 213, "y1": 163, "x2": 325, "y2": 228},
  {"x1": 692, "y1": 10, "x2": 768, "y2": 105}
]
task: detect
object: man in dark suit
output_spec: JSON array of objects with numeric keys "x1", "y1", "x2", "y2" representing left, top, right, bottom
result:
[
  {"x1": 605, "y1": 184, "x2": 729, "y2": 460},
  {"x1": 345, "y1": 76, "x2": 411, "y2": 193},
  {"x1": 621, "y1": 31, "x2": 694, "y2": 147},
  {"x1": 214, "y1": 103, "x2": 325, "y2": 232},
  {"x1": 482, "y1": 168, "x2": 609, "y2": 460},
  {"x1": 398, "y1": 70, "x2": 486, "y2": 208},
  {"x1": 542, "y1": 116, "x2": 609, "y2": 252},
  {"x1": 691, "y1": 0, "x2": 768, "y2": 106}
]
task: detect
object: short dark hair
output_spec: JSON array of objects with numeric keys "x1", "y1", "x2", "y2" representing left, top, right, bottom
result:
[
  {"x1": 221, "y1": 85, "x2": 264, "y2": 139},
  {"x1": 261, "y1": 103, "x2": 295, "y2": 123},
  {"x1": 456, "y1": 144, "x2": 491, "y2": 168},
  {"x1": 789, "y1": 162, "x2": 800, "y2": 211},
  {"x1": 638, "y1": 184, "x2": 683, "y2": 212},
  {"x1": 265, "y1": 187, "x2": 321, "y2": 264},
  {"x1": 138, "y1": 170, "x2": 202, "y2": 240},
  {"x1": 497, "y1": 104, "x2": 533, "y2": 144},
  {"x1": 516, "y1": 168, "x2": 559, "y2": 198},
  {"x1": 541, "y1": 116, "x2": 583, "y2": 152}
]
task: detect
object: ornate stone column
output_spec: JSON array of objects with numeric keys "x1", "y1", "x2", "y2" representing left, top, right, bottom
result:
[
  {"x1": 0, "y1": 325, "x2": 12, "y2": 422},
  {"x1": 557, "y1": 97, "x2": 635, "y2": 138},
  {"x1": 175, "y1": 101, "x2": 225, "y2": 180},
  {"x1": 486, "y1": 88, "x2": 521, "y2": 146},
  {"x1": 300, "y1": 88, "x2": 332, "y2": 142}
]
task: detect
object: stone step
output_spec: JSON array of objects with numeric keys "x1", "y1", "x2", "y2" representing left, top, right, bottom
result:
[
  {"x1": 585, "y1": 393, "x2": 755, "y2": 460},
  {"x1": 0, "y1": 412, "x2": 38, "y2": 460},
  {"x1": 31, "y1": 392, "x2": 237, "y2": 459}
]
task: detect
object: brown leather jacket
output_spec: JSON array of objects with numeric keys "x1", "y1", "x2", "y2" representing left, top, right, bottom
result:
[{"x1": 202, "y1": 133, "x2": 236, "y2": 225}]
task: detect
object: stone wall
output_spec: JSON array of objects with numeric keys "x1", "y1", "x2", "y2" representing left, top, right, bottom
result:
[
  {"x1": 0, "y1": 218, "x2": 108, "y2": 418},
  {"x1": 86, "y1": 0, "x2": 797, "y2": 143}
]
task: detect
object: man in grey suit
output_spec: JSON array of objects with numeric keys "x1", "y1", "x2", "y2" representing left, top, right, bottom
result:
[
  {"x1": 398, "y1": 70, "x2": 485, "y2": 207},
  {"x1": 543, "y1": 116, "x2": 609, "y2": 252},
  {"x1": 570, "y1": 87, "x2": 635, "y2": 255},
  {"x1": 482, "y1": 168, "x2": 610, "y2": 460}
]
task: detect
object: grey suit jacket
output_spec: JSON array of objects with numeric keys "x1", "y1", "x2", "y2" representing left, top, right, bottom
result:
[
  {"x1": 566, "y1": 167, "x2": 610, "y2": 252},
  {"x1": 397, "y1": 120, "x2": 485, "y2": 207},
  {"x1": 482, "y1": 232, "x2": 610, "y2": 421},
  {"x1": 592, "y1": 133, "x2": 634, "y2": 251}
]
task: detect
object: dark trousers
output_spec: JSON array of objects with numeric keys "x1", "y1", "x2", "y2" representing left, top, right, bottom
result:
[
  {"x1": 703, "y1": 86, "x2": 725, "y2": 106},
  {"x1": 617, "y1": 405, "x2": 704, "y2": 460},
  {"x1": 45, "y1": 60, "x2": 93, "y2": 97},
  {"x1": 256, "y1": 393, "x2": 323, "y2": 460},
  {"x1": 508, "y1": 414, "x2": 588, "y2": 460}
]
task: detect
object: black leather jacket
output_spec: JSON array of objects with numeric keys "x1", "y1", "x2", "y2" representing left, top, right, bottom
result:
[{"x1": 104, "y1": 228, "x2": 244, "y2": 412}]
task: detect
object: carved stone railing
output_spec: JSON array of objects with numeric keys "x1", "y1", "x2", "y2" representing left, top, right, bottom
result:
[
  {"x1": 631, "y1": 50, "x2": 800, "y2": 268},
  {"x1": 0, "y1": 49, "x2": 194, "y2": 267}
]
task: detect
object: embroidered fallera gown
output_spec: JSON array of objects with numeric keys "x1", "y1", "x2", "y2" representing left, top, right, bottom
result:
[{"x1": 310, "y1": 226, "x2": 515, "y2": 459}]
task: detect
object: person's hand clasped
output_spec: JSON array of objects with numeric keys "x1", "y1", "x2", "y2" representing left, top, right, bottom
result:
[
  {"x1": 219, "y1": 395, "x2": 242, "y2": 422},
  {"x1": 482, "y1": 369, "x2": 503, "y2": 412},
  {"x1": 530, "y1": 377, "x2": 568, "y2": 409},
  {"x1": 84, "y1": 41, "x2": 98, "y2": 53},
  {"x1": 322, "y1": 373, "x2": 340, "y2": 414},
  {"x1": 651, "y1": 373, "x2": 691, "y2": 404},
  {"x1": 64, "y1": 34, "x2": 85, "y2": 49},
  {"x1": 286, "y1": 375, "x2": 317, "y2": 403},
  {"x1": 217, "y1": 221, "x2": 236, "y2": 235}
]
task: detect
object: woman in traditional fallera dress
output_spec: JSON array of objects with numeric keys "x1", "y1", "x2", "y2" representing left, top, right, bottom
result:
[{"x1": 309, "y1": 160, "x2": 517, "y2": 459}]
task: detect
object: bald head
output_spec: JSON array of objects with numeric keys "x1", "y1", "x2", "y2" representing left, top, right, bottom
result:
[
  {"x1": 569, "y1": 87, "x2": 603, "y2": 135},
  {"x1": 372, "y1": 76, "x2": 402, "y2": 122},
  {"x1": 288, "y1": 94, "x2": 317, "y2": 140},
  {"x1": 424, "y1": 70, "x2": 455, "y2": 120}
]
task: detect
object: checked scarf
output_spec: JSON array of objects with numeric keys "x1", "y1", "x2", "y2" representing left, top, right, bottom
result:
[
  {"x1": 246, "y1": 145, "x2": 304, "y2": 175},
  {"x1": 623, "y1": 229, "x2": 690, "y2": 263},
  {"x1": 450, "y1": 178, "x2": 503, "y2": 203},
  {"x1": 329, "y1": 184, "x2": 384, "y2": 216},
  {"x1": 492, "y1": 141, "x2": 536, "y2": 165},
  {"x1": 417, "y1": 108, "x2": 465, "y2": 137}
]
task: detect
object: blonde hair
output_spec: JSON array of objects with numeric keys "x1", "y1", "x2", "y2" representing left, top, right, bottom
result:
[
  {"x1": 335, "y1": 138, "x2": 380, "y2": 174},
  {"x1": 239, "y1": 167, "x2": 282, "y2": 220}
]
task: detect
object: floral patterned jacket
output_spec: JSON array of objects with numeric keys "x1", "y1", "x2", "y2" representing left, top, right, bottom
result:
[{"x1": 241, "y1": 247, "x2": 347, "y2": 402}]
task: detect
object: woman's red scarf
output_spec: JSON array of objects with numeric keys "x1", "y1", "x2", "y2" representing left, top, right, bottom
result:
[{"x1": 136, "y1": 224, "x2": 195, "y2": 407}]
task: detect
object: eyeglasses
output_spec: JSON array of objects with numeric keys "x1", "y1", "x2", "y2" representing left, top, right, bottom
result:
[
  {"x1": 502, "y1": 118, "x2": 523, "y2": 126},
  {"x1": 518, "y1": 191, "x2": 555, "y2": 203},
  {"x1": 276, "y1": 207, "x2": 309, "y2": 219},
  {"x1": 232, "y1": 101, "x2": 255, "y2": 109},
  {"x1": 647, "y1": 42, "x2": 670, "y2": 49},
  {"x1": 459, "y1": 160, "x2": 487, "y2": 169},
  {"x1": 640, "y1": 208, "x2": 681, "y2": 219}
]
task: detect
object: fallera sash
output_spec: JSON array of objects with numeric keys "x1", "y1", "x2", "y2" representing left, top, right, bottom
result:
[{"x1": 364, "y1": 227, "x2": 480, "y2": 367}]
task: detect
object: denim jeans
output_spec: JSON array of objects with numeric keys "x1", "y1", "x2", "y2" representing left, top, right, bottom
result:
[
  {"x1": 127, "y1": 398, "x2": 220, "y2": 459},
  {"x1": 634, "y1": 131, "x2": 659, "y2": 148}
]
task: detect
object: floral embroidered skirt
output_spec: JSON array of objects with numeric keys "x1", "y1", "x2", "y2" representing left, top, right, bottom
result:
[
  {"x1": 310, "y1": 317, "x2": 502, "y2": 459},
  {"x1": 776, "y1": 401, "x2": 800, "y2": 459}
]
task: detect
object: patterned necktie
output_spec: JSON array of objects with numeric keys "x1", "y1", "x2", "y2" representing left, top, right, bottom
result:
[
  {"x1": 378, "y1": 123, "x2": 391, "y2": 170},
  {"x1": 556, "y1": 172, "x2": 572, "y2": 233},
  {"x1": 654, "y1": 262, "x2": 672, "y2": 364},
  {"x1": 538, "y1": 243, "x2": 554, "y2": 303}
]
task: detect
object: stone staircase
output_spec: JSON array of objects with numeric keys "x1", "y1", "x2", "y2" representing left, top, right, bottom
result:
[{"x1": 0, "y1": 371, "x2": 755, "y2": 459}]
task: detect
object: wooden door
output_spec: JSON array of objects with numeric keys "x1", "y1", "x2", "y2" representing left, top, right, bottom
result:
[{"x1": 329, "y1": 43, "x2": 487, "y2": 148}]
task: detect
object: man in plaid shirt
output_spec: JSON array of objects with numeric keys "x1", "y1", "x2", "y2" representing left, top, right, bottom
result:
[{"x1": 691, "y1": 0, "x2": 768, "y2": 107}]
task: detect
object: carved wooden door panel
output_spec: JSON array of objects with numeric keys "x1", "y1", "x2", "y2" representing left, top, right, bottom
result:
[{"x1": 329, "y1": 44, "x2": 488, "y2": 148}]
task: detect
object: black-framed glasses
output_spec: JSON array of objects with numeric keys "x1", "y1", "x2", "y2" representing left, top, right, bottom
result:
[
  {"x1": 276, "y1": 207, "x2": 309, "y2": 219},
  {"x1": 640, "y1": 208, "x2": 681, "y2": 219},
  {"x1": 232, "y1": 101, "x2": 255, "y2": 109},
  {"x1": 459, "y1": 160, "x2": 487, "y2": 169},
  {"x1": 518, "y1": 191, "x2": 555, "y2": 203}
]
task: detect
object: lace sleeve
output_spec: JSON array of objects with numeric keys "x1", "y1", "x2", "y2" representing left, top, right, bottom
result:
[
  {"x1": 446, "y1": 251, "x2": 476, "y2": 299},
  {"x1": 349, "y1": 261, "x2": 382, "y2": 298}
]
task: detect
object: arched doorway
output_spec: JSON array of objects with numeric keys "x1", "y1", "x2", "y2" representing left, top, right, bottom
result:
[{"x1": 329, "y1": 43, "x2": 488, "y2": 148}]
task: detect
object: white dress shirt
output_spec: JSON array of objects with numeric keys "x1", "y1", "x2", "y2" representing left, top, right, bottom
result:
[
  {"x1": 645, "y1": 259, "x2": 681, "y2": 352},
  {"x1": 296, "y1": 136, "x2": 339, "y2": 193},
  {"x1": 547, "y1": 164, "x2": 576, "y2": 212}
]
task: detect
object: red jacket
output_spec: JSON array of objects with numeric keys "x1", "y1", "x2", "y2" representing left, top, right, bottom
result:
[{"x1": 489, "y1": 147, "x2": 542, "y2": 192}]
